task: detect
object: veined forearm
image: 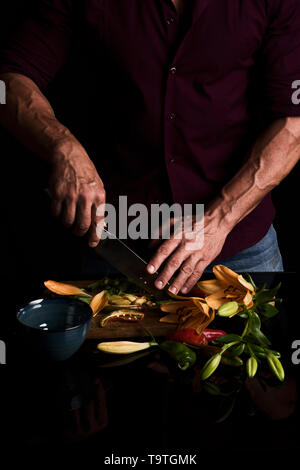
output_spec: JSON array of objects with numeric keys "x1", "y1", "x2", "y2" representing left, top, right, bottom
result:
[
  {"x1": 207, "y1": 117, "x2": 300, "y2": 230},
  {"x1": 0, "y1": 72, "x2": 79, "y2": 161},
  {"x1": 0, "y1": 72, "x2": 106, "y2": 247}
]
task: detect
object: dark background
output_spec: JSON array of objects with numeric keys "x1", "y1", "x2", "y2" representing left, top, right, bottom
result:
[{"x1": 0, "y1": 0, "x2": 299, "y2": 288}]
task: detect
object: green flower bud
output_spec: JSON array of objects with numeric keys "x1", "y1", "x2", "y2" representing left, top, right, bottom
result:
[
  {"x1": 246, "y1": 357, "x2": 258, "y2": 378},
  {"x1": 200, "y1": 354, "x2": 222, "y2": 380},
  {"x1": 221, "y1": 355, "x2": 243, "y2": 367},
  {"x1": 267, "y1": 353, "x2": 285, "y2": 382},
  {"x1": 217, "y1": 301, "x2": 239, "y2": 317}
]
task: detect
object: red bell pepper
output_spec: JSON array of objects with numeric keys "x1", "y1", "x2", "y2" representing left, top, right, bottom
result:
[
  {"x1": 166, "y1": 328, "x2": 227, "y2": 348},
  {"x1": 202, "y1": 329, "x2": 227, "y2": 342}
]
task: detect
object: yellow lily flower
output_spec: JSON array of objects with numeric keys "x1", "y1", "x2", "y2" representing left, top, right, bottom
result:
[{"x1": 197, "y1": 265, "x2": 254, "y2": 314}]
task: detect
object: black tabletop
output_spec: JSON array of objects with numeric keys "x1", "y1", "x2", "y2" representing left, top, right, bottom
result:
[{"x1": 0, "y1": 272, "x2": 299, "y2": 458}]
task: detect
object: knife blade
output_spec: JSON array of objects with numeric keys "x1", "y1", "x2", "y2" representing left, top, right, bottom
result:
[{"x1": 93, "y1": 228, "x2": 170, "y2": 300}]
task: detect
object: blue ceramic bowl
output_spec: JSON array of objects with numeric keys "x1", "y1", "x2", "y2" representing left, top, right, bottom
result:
[{"x1": 17, "y1": 298, "x2": 93, "y2": 361}]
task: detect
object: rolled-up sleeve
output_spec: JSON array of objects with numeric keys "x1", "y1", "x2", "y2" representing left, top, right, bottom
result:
[
  {"x1": 0, "y1": 0, "x2": 73, "y2": 90},
  {"x1": 260, "y1": 0, "x2": 300, "y2": 118}
]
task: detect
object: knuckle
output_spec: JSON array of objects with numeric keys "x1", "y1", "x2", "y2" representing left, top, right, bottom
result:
[
  {"x1": 180, "y1": 264, "x2": 193, "y2": 276},
  {"x1": 66, "y1": 189, "x2": 76, "y2": 201},
  {"x1": 63, "y1": 220, "x2": 73, "y2": 228},
  {"x1": 157, "y1": 245, "x2": 170, "y2": 257},
  {"x1": 80, "y1": 192, "x2": 91, "y2": 204},
  {"x1": 52, "y1": 187, "x2": 63, "y2": 200},
  {"x1": 65, "y1": 195, "x2": 75, "y2": 205},
  {"x1": 94, "y1": 194, "x2": 105, "y2": 206},
  {"x1": 189, "y1": 270, "x2": 202, "y2": 282},
  {"x1": 77, "y1": 223, "x2": 90, "y2": 232},
  {"x1": 167, "y1": 258, "x2": 181, "y2": 269},
  {"x1": 193, "y1": 268, "x2": 203, "y2": 276}
]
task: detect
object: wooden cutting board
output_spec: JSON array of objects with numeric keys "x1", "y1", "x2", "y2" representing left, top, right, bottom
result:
[
  {"x1": 53, "y1": 280, "x2": 177, "y2": 339},
  {"x1": 88, "y1": 308, "x2": 176, "y2": 339}
]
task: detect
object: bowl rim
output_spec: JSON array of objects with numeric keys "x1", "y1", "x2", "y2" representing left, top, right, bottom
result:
[{"x1": 16, "y1": 298, "x2": 93, "y2": 333}]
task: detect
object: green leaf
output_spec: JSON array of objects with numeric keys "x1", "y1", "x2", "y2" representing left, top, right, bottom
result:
[
  {"x1": 202, "y1": 382, "x2": 234, "y2": 397},
  {"x1": 245, "y1": 343, "x2": 266, "y2": 359},
  {"x1": 245, "y1": 273, "x2": 257, "y2": 291},
  {"x1": 257, "y1": 303, "x2": 279, "y2": 319},
  {"x1": 202, "y1": 382, "x2": 222, "y2": 396},
  {"x1": 255, "y1": 282, "x2": 268, "y2": 294},
  {"x1": 216, "y1": 396, "x2": 237, "y2": 423},
  {"x1": 248, "y1": 310, "x2": 261, "y2": 330},
  {"x1": 227, "y1": 343, "x2": 245, "y2": 357},
  {"x1": 155, "y1": 300, "x2": 171, "y2": 306},
  {"x1": 254, "y1": 282, "x2": 281, "y2": 305},
  {"x1": 249, "y1": 328, "x2": 271, "y2": 347},
  {"x1": 87, "y1": 280, "x2": 103, "y2": 291},
  {"x1": 238, "y1": 311, "x2": 248, "y2": 319},
  {"x1": 214, "y1": 334, "x2": 242, "y2": 344},
  {"x1": 141, "y1": 326, "x2": 156, "y2": 344},
  {"x1": 72, "y1": 295, "x2": 92, "y2": 305}
]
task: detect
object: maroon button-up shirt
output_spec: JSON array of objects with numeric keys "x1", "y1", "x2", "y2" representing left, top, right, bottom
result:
[{"x1": 1, "y1": 0, "x2": 300, "y2": 260}]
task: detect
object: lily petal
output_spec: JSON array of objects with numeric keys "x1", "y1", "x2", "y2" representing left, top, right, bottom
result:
[
  {"x1": 167, "y1": 291, "x2": 205, "y2": 300},
  {"x1": 44, "y1": 280, "x2": 91, "y2": 297},
  {"x1": 196, "y1": 279, "x2": 222, "y2": 295},
  {"x1": 180, "y1": 308, "x2": 215, "y2": 334},
  {"x1": 193, "y1": 298, "x2": 211, "y2": 317},
  {"x1": 90, "y1": 290, "x2": 109, "y2": 316},
  {"x1": 213, "y1": 265, "x2": 242, "y2": 289},
  {"x1": 159, "y1": 313, "x2": 180, "y2": 324},
  {"x1": 242, "y1": 290, "x2": 254, "y2": 308},
  {"x1": 237, "y1": 274, "x2": 255, "y2": 293},
  {"x1": 160, "y1": 301, "x2": 195, "y2": 313},
  {"x1": 205, "y1": 288, "x2": 229, "y2": 310}
]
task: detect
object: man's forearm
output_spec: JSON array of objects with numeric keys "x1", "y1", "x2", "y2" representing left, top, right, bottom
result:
[
  {"x1": 0, "y1": 72, "x2": 82, "y2": 161},
  {"x1": 0, "y1": 72, "x2": 106, "y2": 246},
  {"x1": 207, "y1": 117, "x2": 300, "y2": 231}
]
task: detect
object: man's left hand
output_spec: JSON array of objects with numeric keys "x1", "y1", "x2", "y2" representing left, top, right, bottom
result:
[{"x1": 146, "y1": 214, "x2": 229, "y2": 294}]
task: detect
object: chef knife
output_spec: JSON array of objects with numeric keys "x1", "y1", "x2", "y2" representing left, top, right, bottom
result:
[
  {"x1": 43, "y1": 189, "x2": 169, "y2": 299},
  {"x1": 93, "y1": 228, "x2": 170, "y2": 300}
]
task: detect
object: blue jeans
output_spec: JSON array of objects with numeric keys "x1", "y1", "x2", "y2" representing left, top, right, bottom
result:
[{"x1": 205, "y1": 225, "x2": 284, "y2": 273}]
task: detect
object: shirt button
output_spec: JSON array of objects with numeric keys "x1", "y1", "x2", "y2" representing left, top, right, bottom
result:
[
  {"x1": 168, "y1": 112, "x2": 176, "y2": 121},
  {"x1": 166, "y1": 17, "x2": 175, "y2": 25},
  {"x1": 169, "y1": 66, "x2": 177, "y2": 75}
]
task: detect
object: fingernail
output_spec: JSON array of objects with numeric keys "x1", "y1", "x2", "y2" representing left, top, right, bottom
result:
[
  {"x1": 156, "y1": 280, "x2": 163, "y2": 289},
  {"x1": 169, "y1": 286, "x2": 177, "y2": 294},
  {"x1": 147, "y1": 264, "x2": 155, "y2": 274},
  {"x1": 181, "y1": 287, "x2": 188, "y2": 294}
]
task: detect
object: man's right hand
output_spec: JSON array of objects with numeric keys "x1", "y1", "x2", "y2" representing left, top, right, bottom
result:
[
  {"x1": 49, "y1": 140, "x2": 106, "y2": 247},
  {"x1": 0, "y1": 73, "x2": 106, "y2": 246}
]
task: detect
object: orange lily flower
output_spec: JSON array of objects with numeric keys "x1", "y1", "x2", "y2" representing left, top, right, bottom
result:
[
  {"x1": 160, "y1": 297, "x2": 215, "y2": 334},
  {"x1": 197, "y1": 265, "x2": 254, "y2": 315}
]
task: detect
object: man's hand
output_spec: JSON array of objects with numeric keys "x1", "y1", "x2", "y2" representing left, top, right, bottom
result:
[
  {"x1": 147, "y1": 117, "x2": 300, "y2": 293},
  {"x1": 147, "y1": 213, "x2": 229, "y2": 294},
  {"x1": 0, "y1": 73, "x2": 106, "y2": 247},
  {"x1": 49, "y1": 141, "x2": 106, "y2": 247}
]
